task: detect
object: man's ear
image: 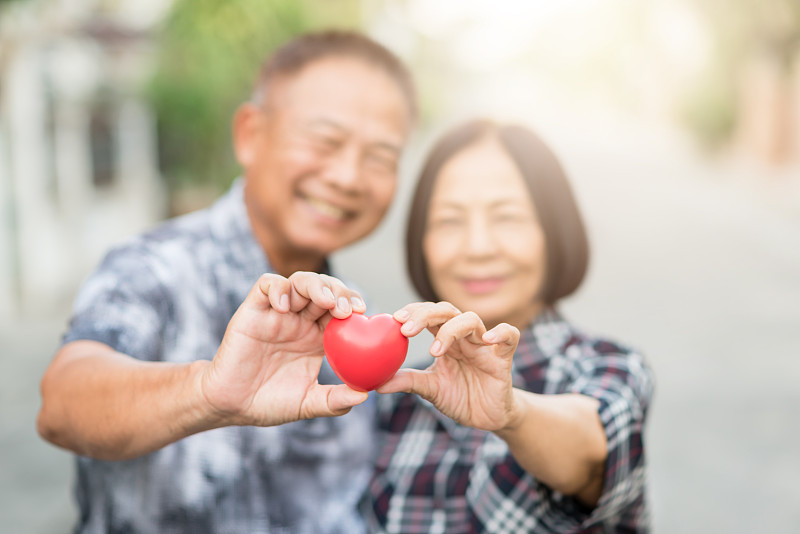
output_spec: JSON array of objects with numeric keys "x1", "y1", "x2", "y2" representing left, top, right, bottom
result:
[{"x1": 232, "y1": 103, "x2": 261, "y2": 168}]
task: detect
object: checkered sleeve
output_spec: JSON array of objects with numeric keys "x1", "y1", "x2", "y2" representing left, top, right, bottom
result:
[
  {"x1": 469, "y1": 438, "x2": 592, "y2": 533},
  {"x1": 568, "y1": 342, "x2": 654, "y2": 529},
  {"x1": 471, "y1": 343, "x2": 653, "y2": 533},
  {"x1": 365, "y1": 318, "x2": 654, "y2": 533},
  {"x1": 62, "y1": 242, "x2": 169, "y2": 362}
]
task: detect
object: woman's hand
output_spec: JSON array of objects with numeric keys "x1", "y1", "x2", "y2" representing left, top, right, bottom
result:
[
  {"x1": 378, "y1": 303, "x2": 607, "y2": 504},
  {"x1": 377, "y1": 302, "x2": 522, "y2": 432},
  {"x1": 201, "y1": 271, "x2": 369, "y2": 427}
]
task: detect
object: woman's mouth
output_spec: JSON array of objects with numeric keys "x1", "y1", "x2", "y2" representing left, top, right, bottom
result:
[{"x1": 461, "y1": 277, "x2": 506, "y2": 295}]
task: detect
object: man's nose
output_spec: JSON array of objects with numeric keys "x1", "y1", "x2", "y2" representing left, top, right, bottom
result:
[{"x1": 322, "y1": 145, "x2": 363, "y2": 192}]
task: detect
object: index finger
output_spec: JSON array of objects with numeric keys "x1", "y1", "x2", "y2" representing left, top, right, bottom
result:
[
  {"x1": 393, "y1": 301, "x2": 461, "y2": 338},
  {"x1": 288, "y1": 271, "x2": 366, "y2": 321}
]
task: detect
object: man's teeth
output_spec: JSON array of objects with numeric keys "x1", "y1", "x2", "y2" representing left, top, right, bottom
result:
[{"x1": 306, "y1": 197, "x2": 349, "y2": 220}]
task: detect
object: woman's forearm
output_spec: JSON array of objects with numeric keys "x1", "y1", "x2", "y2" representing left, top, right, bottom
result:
[
  {"x1": 37, "y1": 340, "x2": 220, "y2": 461},
  {"x1": 495, "y1": 390, "x2": 607, "y2": 506}
]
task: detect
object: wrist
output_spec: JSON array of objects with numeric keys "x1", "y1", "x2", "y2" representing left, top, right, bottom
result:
[
  {"x1": 187, "y1": 359, "x2": 234, "y2": 432},
  {"x1": 495, "y1": 388, "x2": 530, "y2": 439}
]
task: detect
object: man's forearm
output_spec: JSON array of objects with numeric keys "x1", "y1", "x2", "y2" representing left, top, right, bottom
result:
[{"x1": 37, "y1": 340, "x2": 221, "y2": 460}]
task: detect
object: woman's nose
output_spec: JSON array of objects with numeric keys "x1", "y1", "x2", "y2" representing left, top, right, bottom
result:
[{"x1": 465, "y1": 213, "x2": 498, "y2": 258}]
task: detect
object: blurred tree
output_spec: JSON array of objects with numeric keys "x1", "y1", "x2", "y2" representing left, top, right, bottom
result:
[
  {"x1": 146, "y1": 0, "x2": 361, "y2": 207},
  {"x1": 683, "y1": 0, "x2": 800, "y2": 151}
]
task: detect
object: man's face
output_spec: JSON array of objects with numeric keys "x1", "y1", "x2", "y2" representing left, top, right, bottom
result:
[{"x1": 234, "y1": 57, "x2": 411, "y2": 267}]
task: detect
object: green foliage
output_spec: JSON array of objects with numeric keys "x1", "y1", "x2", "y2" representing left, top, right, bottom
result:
[
  {"x1": 681, "y1": 69, "x2": 738, "y2": 151},
  {"x1": 147, "y1": 0, "x2": 361, "y2": 193}
]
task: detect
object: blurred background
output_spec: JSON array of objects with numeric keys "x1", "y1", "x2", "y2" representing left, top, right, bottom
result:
[{"x1": 1, "y1": 0, "x2": 798, "y2": 531}]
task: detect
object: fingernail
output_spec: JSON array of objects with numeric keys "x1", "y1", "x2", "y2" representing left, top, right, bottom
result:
[
  {"x1": 338, "y1": 297, "x2": 351, "y2": 313},
  {"x1": 395, "y1": 310, "x2": 409, "y2": 321},
  {"x1": 322, "y1": 287, "x2": 335, "y2": 302},
  {"x1": 430, "y1": 339, "x2": 442, "y2": 355},
  {"x1": 279, "y1": 293, "x2": 289, "y2": 311},
  {"x1": 401, "y1": 320, "x2": 415, "y2": 334},
  {"x1": 351, "y1": 296, "x2": 365, "y2": 309}
]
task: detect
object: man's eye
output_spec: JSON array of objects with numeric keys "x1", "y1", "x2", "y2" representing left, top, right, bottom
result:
[
  {"x1": 308, "y1": 135, "x2": 340, "y2": 150},
  {"x1": 365, "y1": 152, "x2": 397, "y2": 171}
]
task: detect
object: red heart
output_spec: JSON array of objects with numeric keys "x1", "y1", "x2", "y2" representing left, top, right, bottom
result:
[{"x1": 323, "y1": 313, "x2": 409, "y2": 391}]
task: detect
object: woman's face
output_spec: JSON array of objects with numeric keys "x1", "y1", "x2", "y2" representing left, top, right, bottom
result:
[{"x1": 423, "y1": 137, "x2": 547, "y2": 329}]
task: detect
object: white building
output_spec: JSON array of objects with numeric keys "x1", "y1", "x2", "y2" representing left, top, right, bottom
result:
[{"x1": 0, "y1": 0, "x2": 172, "y2": 317}]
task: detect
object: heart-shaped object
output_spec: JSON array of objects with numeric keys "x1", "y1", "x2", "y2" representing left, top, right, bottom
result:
[{"x1": 323, "y1": 313, "x2": 409, "y2": 391}]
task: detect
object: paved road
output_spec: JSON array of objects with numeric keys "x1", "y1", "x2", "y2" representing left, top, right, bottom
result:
[
  {"x1": 2, "y1": 121, "x2": 799, "y2": 532},
  {"x1": 1, "y1": 316, "x2": 76, "y2": 532}
]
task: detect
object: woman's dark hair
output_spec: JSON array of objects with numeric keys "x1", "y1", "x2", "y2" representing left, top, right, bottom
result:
[
  {"x1": 406, "y1": 119, "x2": 589, "y2": 305},
  {"x1": 252, "y1": 30, "x2": 416, "y2": 118}
]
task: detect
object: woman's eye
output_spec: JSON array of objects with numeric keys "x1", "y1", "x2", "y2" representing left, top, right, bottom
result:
[
  {"x1": 429, "y1": 218, "x2": 463, "y2": 230},
  {"x1": 493, "y1": 212, "x2": 528, "y2": 224}
]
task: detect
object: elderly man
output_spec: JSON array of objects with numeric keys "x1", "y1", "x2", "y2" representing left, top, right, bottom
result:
[{"x1": 37, "y1": 30, "x2": 415, "y2": 533}]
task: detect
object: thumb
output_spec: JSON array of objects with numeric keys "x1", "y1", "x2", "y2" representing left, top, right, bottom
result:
[
  {"x1": 376, "y1": 369, "x2": 438, "y2": 402},
  {"x1": 304, "y1": 384, "x2": 369, "y2": 417}
]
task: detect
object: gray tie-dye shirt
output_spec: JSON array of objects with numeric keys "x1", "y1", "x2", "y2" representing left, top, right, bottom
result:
[{"x1": 62, "y1": 180, "x2": 377, "y2": 534}]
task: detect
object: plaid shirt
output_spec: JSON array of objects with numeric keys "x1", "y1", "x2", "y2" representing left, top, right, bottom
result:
[{"x1": 364, "y1": 308, "x2": 653, "y2": 533}]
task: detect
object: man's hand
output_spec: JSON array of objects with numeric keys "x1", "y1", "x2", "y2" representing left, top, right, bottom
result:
[
  {"x1": 200, "y1": 271, "x2": 370, "y2": 427},
  {"x1": 38, "y1": 271, "x2": 369, "y2": 460},
  {"x1": 376, "y1": 302, "x2": 521, "y2": 432}
]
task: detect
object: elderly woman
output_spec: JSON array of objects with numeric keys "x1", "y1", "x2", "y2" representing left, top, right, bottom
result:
[{"x1": 364, "y1": 119, "x2": 654, "y2": 533}]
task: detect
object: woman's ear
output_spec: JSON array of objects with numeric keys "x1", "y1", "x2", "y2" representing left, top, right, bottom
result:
[{"x1": 232, "y1": 103, "x2": 261, "y2": 168}]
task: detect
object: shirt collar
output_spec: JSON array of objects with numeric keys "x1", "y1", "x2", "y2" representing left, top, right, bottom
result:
[
  {"x1": 514, "y1": 307, "x2": 574, "y2": 367},
  {"x1": 208, "y1": 178, "x2": 333, "y2": 277}
]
